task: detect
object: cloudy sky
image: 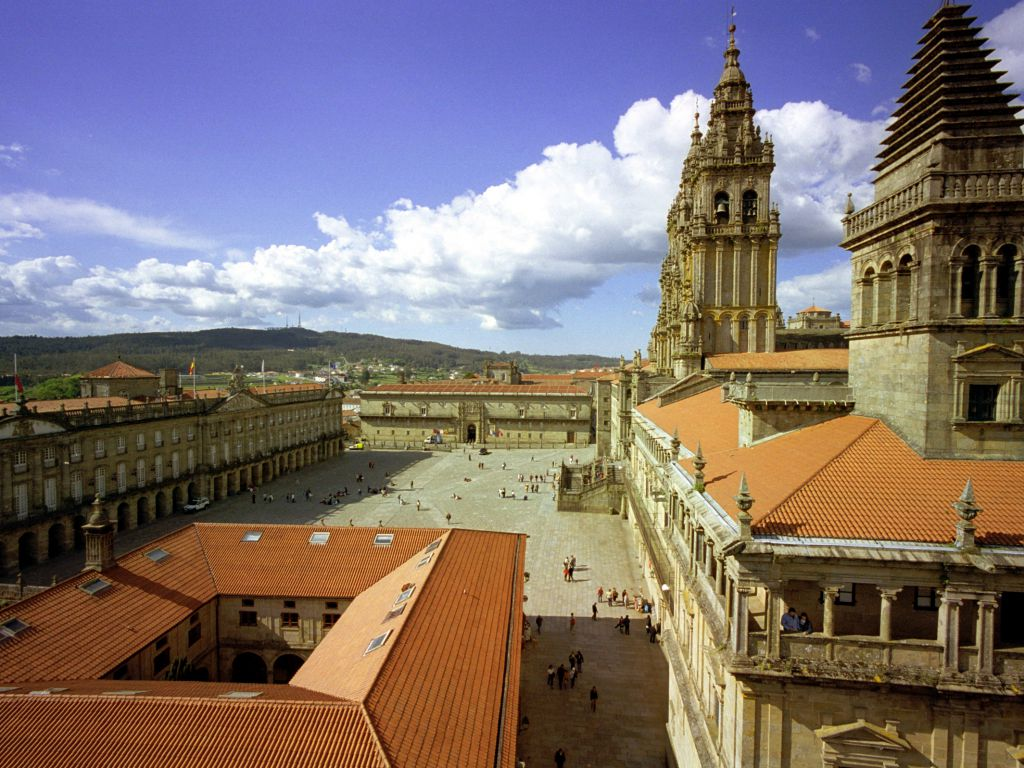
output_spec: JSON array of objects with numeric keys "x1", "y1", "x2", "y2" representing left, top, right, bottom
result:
[{"x1": 2, "y1": 1, "x2": 1022, "y2": 356}]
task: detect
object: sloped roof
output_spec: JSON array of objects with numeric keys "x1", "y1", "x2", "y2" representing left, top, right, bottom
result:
[
  {"x1": 797, "y1": 305, "x2": 831, "y2": 314},
  {"x1": 705, "y1": 349, "x2": 848, "y2": 372},
  {"x1": 0, "y1": 524, "x2": 526, "y2": 768},
  {"x1": 82, "y1": 361, "x2": 158, "y2": 379},
  {"x1": 641, "y1": 391, "x2": 1024, "y2": 546}
]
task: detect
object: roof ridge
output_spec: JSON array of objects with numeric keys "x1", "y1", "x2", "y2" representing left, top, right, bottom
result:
[{"x1": 754, "y1": 417, "x2": 881, "y2": 525}]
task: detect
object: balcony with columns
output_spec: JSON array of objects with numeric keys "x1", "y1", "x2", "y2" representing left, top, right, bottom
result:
[{"x1": 736, "y1": 577, "x2": 1024, "y2": 689}]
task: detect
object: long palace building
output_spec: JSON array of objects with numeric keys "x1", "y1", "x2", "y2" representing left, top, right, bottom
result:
[{"x1": 0, "y1": 360, "x2": 345, "y2": 575}]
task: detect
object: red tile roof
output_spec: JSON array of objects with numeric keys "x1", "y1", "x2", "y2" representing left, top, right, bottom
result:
[
  {"x1": 641, "y1": 391, "x2": 1024, "y2": 545},
  {"x1": 705, "y1": 349, "x2": 849, "y2": 372},
  {"x1": 0, "y1": 523, "x2": 526, "y2": 768},
  {"x1": 82, "y1": 361, "x2": 158, "y2": 379}
]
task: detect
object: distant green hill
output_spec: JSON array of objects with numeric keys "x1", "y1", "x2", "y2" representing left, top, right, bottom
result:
[{"x1": 0, "y1": 328, "x2": 618, "y2": 384}]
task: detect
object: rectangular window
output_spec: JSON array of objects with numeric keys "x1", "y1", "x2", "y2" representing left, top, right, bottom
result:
[
  {"x1": 136, "y1": 459, "x2": 146, "y2": 488},
  {"x1": 967, "y1": 383, "x2": 999, "y2": 422},
  {"x1": 117, "y1": 463, "x2": 127, "y2": 493},
  {"x1": 69, "y1": 442, "x2": 82, "y2": 462},
  {"x1": 95, "y1": 468, "x2": 106, "y2": 498},
  {"x1": 420, "y1": 405, "x2": 427, "y2": 417},
  {"x1": 187, "y1": 449, "x2": 195, "y2": 472},
  {"x1": 836, "y1": 585, "x2": 856, "y2": 606},
  {"x1": 518, "y1": 407, "x2": 526, "y2": 418},
  {"x1": 116, "y1": 436, "x2": 126, "y2": 454},
  {"x1": 914, "y1": 587, "x2": 939, "y2": 610},
  {"x1": 94, "y1": 440, "x2": 106, "y2": 459},
  {"x1": 242, "y1": 598, "x2": 255, "y2": 607},
  {"x1": 154, "y1": 456, "x2": 163, "y2": 483},
  {"x1": 239, "y1": 611, "x2": 258, "y2": 627},
  {"x1": 136, "y1": 432, "x2": 146, "y2": 450},
  {"x1": 188, "y1": 623, "x2": 202, "y2": 646},
  {"x1": 71, "y1": 471, "x2": 83, "y2": 504},
  {"x1": 323, "y1": 613, "x2": 340, "y2": 629},
  {"x1": 154, "y1": 430, "x2": 163, "y2": 447},
  {"x1": 383, "y1": 403, "x2": 394, "y2": 417},
  {"x1": 280, "y1": 612, "x2": 300, "y2": 629},
  {"x1": 153, "y1": 648, "x2": 170, "y2": 675},
  {"x1": 44, "y1": 477, "x2": 57, "y2": 512},
  {"x1": 14, "y1": 483, "x2": 29, "y2": 520},
  {"x1": 284, "y1": 600, "x2": 296, "y2": 609},
  {"x1": 42, "y1": 446, "x2": 56, "y2": 467},
  {"x1": 13, "y1": 451, "x2": 27, "y2": 473},
  {"x1": 171, "y1": 428, "x2": 179, "y2": 444}
]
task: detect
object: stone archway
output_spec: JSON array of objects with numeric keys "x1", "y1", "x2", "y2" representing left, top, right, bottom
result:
[
  {"x1": 272, "y1": 653, "x2": 305, "y2": 684},
  {"x1": 73, "y1": 515, "x2": 86, "y2": 549},
  {"x1": 18, "y1": 531, "x2": 38, "y2": 570},
  {"x1": 137, "y1": 497, "x2": 150, "y2": 527},
  {"x1": 230, "y1": 652, "x2": 267, "y2": 683},
  {"x1": 116, "y1": 502, "x2": 130, "y2": 532},
  {"x1": 172, "y1": 486, "x2": 183, "y2": 513},
  {"x1": 155, "y1": 491, "x2": 168, "y2": 519},
  {"x1": 467, "y1": 424, "x2": 477, "y2": 443}
]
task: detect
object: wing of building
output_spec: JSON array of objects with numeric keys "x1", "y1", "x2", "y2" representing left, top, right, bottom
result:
[
  {"x1": 604, "y1": 5, "x2": 1024, "y2": 767},
  {"x1": 0, "y1": 520, "x2": 526, "y2": 767}
]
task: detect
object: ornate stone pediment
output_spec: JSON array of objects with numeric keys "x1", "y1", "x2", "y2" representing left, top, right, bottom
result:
[
  {"x1": 815, "y1": 719, "x2": 910, "y2": 768},
  {"x1": 953, "y1": 342, "x2": 1024, "y2": 365},
  {"x1": 0, "y1": 416, "x2": 66, "y2": 440},
  {"x1": 211, "y1": 391, "x2": 267, "y2": 413}
]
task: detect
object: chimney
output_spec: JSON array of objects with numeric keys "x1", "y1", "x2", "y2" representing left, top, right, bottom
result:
[{"x1": 82, "y1": 495, "x2": 115, "y2": 572}]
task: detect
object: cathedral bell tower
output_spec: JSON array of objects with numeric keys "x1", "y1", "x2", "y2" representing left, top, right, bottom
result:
[
  {"x1": 842, "y1": 3, "x2": 1024, "y2": 459},
  {"x1": 649, "y1": 23, "x2": 781, "y2": 379}
]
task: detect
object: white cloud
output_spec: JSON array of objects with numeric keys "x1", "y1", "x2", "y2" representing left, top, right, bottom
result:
[
  {"x1": 0, "y1": 90, "x2": 885, "y2": 337},
  {"x1": 985, "y1": 1, "x2": 1024, "y2": 97},
  {"x1": 805, "y1": 27, "x2": 820, "y2": 42},
  {"x1": 777, "y1": 261, "x2": 852, "y2": 322},
  {"x1": 0, "y1": 192, "x2": 215, "y2": 251},
  {"x1": 851, "y1": 63, "x2": 872, "y2": 84},
  {"x1": 0, "y1": 143, "x2": 26, "y2": 168}
]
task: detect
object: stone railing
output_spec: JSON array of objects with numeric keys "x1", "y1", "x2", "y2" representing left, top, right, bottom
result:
[
  {"x1": 844, "y1": 170, "x2": 1024, "y2": 238},
  {"x1": 721, "y1": 381, "x2": 854, "y2": 406}
]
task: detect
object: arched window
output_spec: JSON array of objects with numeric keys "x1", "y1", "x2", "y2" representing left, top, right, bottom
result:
[
  {"x1": 995, "y1": 244, "x2": 1018, "y2": 318},
  {"x1": 742, "y1": 190, "x2": 757, "y2": 223},
  {"x1": 876, "y1": 261, "x2": 894, "y2": 324},
  {"x1": 859, "y1": 267, "x2": 876, "y2": 326},
  {"x1": 714, "y1": 192, "x2": 730, "y2": 224},
  {"x1": 895, "y1": 254, "x2": 913, "y2": 322},
  {"x1": 960, "y1": 245, "x2": 981, "y2": 318}
]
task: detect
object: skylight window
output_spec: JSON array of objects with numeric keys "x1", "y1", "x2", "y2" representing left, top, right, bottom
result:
[
  {"x1": 28, "y1": 688, "x2": 67, "y2": 696},
  {"x1": 219, "y1": 691, "x2": 262, "y2": 699},
  {"x1": 102, "y1": 690, "x2": 147, "y2": 696},
  {"x1": 309, "y1": 531, "x2": 330, "y2": 545},
  {"x1": 394, "y1": 585, "x2": 415, "y2": 605},
  {"x1": 144, "y1": 548, "x2": 170, "y2": 563},
  {"x1": 0, "y1": 618, "x2": 29, "y2": 638},
  {"x1": 417, "y1": 554, "x2": 433, "y2": 568},
  {"x1": 0, "y1": 687, "x2": 18, "y2": 693},
  {"x1": 364, "y1": 629, "x2": 392, "y2": 655},
  {"x1": 241, "y1": 531, "x2": 263, "y2": 542},
  {"x1": 424, "y1": 539, "x2": 441, "y2": 553},
  {"x1": 385, "y1": 605, "x2": 406, "y2": 622},
  {"x1": 80, "y1": 578, "x2": 112, "y2": 596},
  {"x1": 373, "y1": 533, "x2": 394, "y2": 547}
]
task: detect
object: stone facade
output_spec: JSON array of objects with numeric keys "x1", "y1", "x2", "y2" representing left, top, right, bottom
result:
[
  {"x1": 0, "y1": 379, "x2": 346, "y2": 575},
  {"x1": 842, "y1": 4, "x2": 1024, "y2": 460},
  {"x1": 648, "y1": 25, "x2": 780, "y2": 378},
  {"x1": 359, "y1": 381, "x2": 591, "y2": 449}
]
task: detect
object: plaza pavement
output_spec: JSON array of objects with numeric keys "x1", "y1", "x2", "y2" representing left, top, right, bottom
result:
[{"x1": 21, "y1": 446, "x2": 669, "y2": 768}]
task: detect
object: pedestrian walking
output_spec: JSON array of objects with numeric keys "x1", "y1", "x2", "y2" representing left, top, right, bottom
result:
[
  {"x1": 546, "y1": 664, "x2": 555, "y2": 688},
  {"x1": 592, "y1": 602, "x2": 598, "y2": 620},
  {"x1": 597, "y1": 586, "x2": 604, "y2": 602},
  {"x1": 554, "y1": 747, "x2": 567, "y2": 768},
  {"x1": 536, "y1": 615, "x2": 543, "y2": 635},
  {"x1": 569, "y1": 665, "x2": 576, "y2": 688},
  {"x1": 416, "y1": 499, "x2": 421, "y2": 511},
  {"x1": 568, "y1": 566, "x2": 574, "y2": 582},
  {"x1": 574, "y1": 649, "x2": 583, "y2": 674},
  {"x1": 589, "y1": 686, "x2": 598, "y2": 712},
  {"x1": 569, "y1": 613, "x2": 576, "y2": 632},
  {"x1": 623, "y1": 615, "x2": 631, "y2": 635},
  {"x1": 556, "y1": 664, "x2": 566, "y2": 689},
  {"x1": 446, "y1": 512, "x2": 452, "y2": 525}
]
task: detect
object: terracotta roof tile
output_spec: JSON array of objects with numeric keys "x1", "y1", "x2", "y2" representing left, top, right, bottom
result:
[
  {"x1": 641, "y1": 392, "x2": 1024, "y2": 546},
  {"x1": 0, "y1": 695, "x2": 386, "y2": 768},
  {"x1": 82, "y1": 361, "x2": 158, "y2": 379},
  {"x1": 705, "y1": 349, "x2": 849, "y2": 372}
]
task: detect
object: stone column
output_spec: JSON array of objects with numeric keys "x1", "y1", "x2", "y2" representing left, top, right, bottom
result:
[
  {"x1": 939, "y1": 593, "x2": 962, "y2": 672},
  {"x1": 975, "y1": 593, "x2": 998, "y2": 676},
  {"x1": 732, "y1": 238, "x2": 741, "y2": 307},
  {"x1": 878, "y1": 587, "x2": 902, "y2": 642},
  {"x1": 950, "y1": 263, "x2": 964, "y2": 317},
  {"x1": 1015, "y1": 254, "x2": 1024, "y2": 318},
  {"x1": 909, "y1": 262, "x2": 920, "y2": 320},
  {"x1": 715, "y1": 555, "x2": 727, "y2": 596},
  {"x1": 766, "y1": 583, "x2": 784, "y2": 659},
  {"x1": 980, "y1": 257, "x2": 1000, "y2": 317},
  {"x1": 822, "y1": 587, "x2": 840, "y2": 637},
  {"x1": 715, "y1": 239, "x2": 725, "y2": 306},
  {"x1": 732, "y1": 585, "x2": 753, "y2": 655}
]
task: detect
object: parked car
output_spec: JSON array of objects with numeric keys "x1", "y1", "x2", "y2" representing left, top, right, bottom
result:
[
  {"x1": 183, "y1": 497, "x2": 210, "y2": 513},
  {"x1": 350, "y1": 441, "x2": 365, "y2": 450},
  {"x1": 478, "y1": 447, "x2": 490, "y2": 455}
]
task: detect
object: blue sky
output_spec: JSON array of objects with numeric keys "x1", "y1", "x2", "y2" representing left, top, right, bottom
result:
[{"x1": 2, "y1": 1, "x2": 1022, "y2": 356}]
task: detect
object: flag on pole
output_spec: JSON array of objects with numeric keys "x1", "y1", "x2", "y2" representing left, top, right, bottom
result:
[
  {"x1": 188, "y1": 358, "x2": 196, "y2": 375},
  {"x1": 13, "y1": 354, "x2": 23, "y2": 402}
]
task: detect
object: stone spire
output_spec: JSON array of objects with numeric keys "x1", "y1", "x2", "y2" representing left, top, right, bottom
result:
[
  {"x1": 82, "y1": 494, "x2": 115, "y2": 572},
  {"x1": 734, "y1": 473, "x2": 754, "y2": 541},
  {"x1": 692, "y1": 442, "x2": 706, "y2": 493},
  {"x1": 953, "y1": 478, "x2": 981, "y2": 551}
]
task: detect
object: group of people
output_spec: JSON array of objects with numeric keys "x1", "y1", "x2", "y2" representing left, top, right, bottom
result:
[
  {"x1": 562, "y1": 555, "x2": 577, "y2": 582},
  {"x1": 596, "y1": 585, "x2": 647, "y2": 612},
  {"x1": 781, "y1": 607, "x2": 814, "y2": 633},
  {"x1": 545, "y1": 650, "x2": 586, "y2": 690}
]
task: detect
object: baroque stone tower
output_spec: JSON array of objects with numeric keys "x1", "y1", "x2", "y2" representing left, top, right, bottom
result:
[
  {"x1": 649, "y1": 23, "x2": 781, "y2": 378},
  {"x1": 842, "y1": 3, "x2": 1024, "y2": 459}
]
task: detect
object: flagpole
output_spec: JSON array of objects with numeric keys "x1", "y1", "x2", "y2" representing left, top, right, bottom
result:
[
  {"x1": 13, "y1": 353, "x2": 19, "y2": 404},
  {"x1": 261, "y1": 359, "x2": 266, "y2": 392},
  {"x1": 192, "y1": 358, "x2": 197, "y2": 400}
]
